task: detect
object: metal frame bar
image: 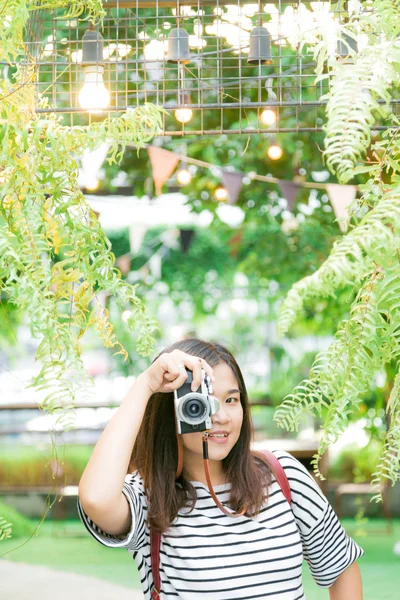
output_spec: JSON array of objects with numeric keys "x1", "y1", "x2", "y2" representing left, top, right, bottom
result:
[{"x1": 21, "y1": 0, "x2": 387, "y2": 135}]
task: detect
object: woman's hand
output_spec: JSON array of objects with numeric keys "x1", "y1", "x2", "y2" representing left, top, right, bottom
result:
[{"x1": 140, "y1": 349, "x2": 215, "y2": 395}]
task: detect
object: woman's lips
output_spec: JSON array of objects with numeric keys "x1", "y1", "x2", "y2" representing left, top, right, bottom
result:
[{"x1": 208, "y1": 434, "x2": 229, "y2": 444}]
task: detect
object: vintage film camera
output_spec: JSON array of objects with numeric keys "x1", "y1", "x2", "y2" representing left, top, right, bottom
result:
[{"x1": 174, "y1": 368, "x2": 220, "y2": 434}]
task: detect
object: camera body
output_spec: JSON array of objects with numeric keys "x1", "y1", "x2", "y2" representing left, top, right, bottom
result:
[{"x1": 174, "y1": 368, "x2": 220, "y2": 434}]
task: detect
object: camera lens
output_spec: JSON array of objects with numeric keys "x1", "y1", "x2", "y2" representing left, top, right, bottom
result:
[
  {"x1": 180, "y1": 395, "x2": 208, "y2": 424},
  {"x1": 188, "y1": 401, "x2": 202, "y2": 417}
]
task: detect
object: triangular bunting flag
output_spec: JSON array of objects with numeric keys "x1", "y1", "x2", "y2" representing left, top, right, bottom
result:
[
  {"x1": 228, "y1": 230, "x2": 243, "y2": 258},
  {"x1": 149, "y1": 251, "x2": 162, "y2": 279},
  {"x1": 180, "y1": 229, "x2": 195, "y2": 253},
  {"x1": 326, "y1": 184, "x2": 357, "y2": 232},
  {"x1": 222, "y1": 171, "x2": 244, "y2": 205},
  {"x1": 278, "y1": 180, "x2": 301, "y2": 212},
  {"x1": 115, "y1": 254, "x2": 131, "y2": 276},
  {"x1": 148, "y1": 146, "x2": 180, "y2": 196},
  {"x1": 79, "y1": 142, "x2": 110, "y2": 189},
  {"x1": 129, "y1": 221, "x2": 148, "y2": 255}
]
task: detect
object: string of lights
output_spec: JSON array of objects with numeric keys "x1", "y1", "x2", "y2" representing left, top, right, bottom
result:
[{"x1": 20, "y1": 0, "x2": 394, "y2": 135}]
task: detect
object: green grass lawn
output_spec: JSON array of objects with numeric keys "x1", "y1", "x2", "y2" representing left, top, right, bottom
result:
[{"x1": 1, "y1": 518, "x2": 399, "y2": 598}]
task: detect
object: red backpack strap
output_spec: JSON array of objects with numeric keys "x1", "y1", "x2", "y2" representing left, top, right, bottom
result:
[
  {"x1": 150, "y1": 529, "x2": 161, "y2": 600},
  {"x1": 261, "y1": 449, "x2": 292, "y2": 505},
  {"x1": 149, "y1": 450, "x2": 291, "y2": 597}
]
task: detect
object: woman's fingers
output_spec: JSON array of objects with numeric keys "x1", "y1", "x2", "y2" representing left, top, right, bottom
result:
[
  {"x1": 171, "y1": 351, "x2": 214, "y2": 390},
  {"x1": 159, "y1": 354, "x2": 180, "y2": 378},
  {"x1": 163, "y1": 372, "x2": 177, "y2": 382},
  {"x1": 159, "y1": 350, "x2": 215, "y2": 392},
  {"x1": 166, "y1": 356, "x2": 188, "y2": 387},
  {"x1": 190, "y1": 356, "x2": 215, "y2": 386},
  {"x1": 191, "y1": 357, "x2": 204, "y2": 391},
  {"x1": 163, "y1": 367, "x2": 187, "y2": 390}
]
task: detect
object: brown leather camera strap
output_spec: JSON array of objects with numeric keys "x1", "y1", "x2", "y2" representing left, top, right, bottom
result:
[
  {"x1": 150, "y1": 531, "x2": 161, "y2": 600},
  {"x1": 202, "y1": 432, "x2": 247, "y2": 517},
  {"x1": 175, "y1": 431, "x2": 183, "y2": 479},
  {"x1": 150, "y1": 449, "x2": 292, "y2": 599},
  {"x1": 151, "y1": 429, "x2": 182, "y2": 598}
]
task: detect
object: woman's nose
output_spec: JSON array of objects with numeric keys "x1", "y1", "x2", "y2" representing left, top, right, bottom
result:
[{"x1": 212, "y1": 403, "x2": 230, "y2": 423}]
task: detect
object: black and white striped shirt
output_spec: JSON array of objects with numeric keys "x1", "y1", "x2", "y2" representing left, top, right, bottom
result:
[{"x1": 77, "y1": 450, "x2": 364, "y2": 599}]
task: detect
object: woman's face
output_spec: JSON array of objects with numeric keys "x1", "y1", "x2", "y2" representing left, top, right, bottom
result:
[{"x1": 181, "y1": 361, "x2": 244, "y2": 467}]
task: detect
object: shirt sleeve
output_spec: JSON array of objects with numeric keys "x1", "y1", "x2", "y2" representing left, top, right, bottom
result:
[
  {"x1": 77, "y1": 471, "x2": 147, "y2": 552},
  {"x1": 272, "y1": 449, "x2": 364, "y2": 588}
]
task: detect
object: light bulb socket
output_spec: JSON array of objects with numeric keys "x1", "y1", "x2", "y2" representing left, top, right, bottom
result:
[
  {"x1": 248, "y1": 26, "x2": 272, "y2": 65},
  {"x1": 167, "y1": 27, "x2": 191, "y2": 63},
  {"x1": 178, "y1": 90, "x2": 191, "y2": 106},
  {"x1": 81, "y1": 29, "x2": 105, "y2": 66},
  {"x1": 82, "y1": 64, "x2": 105, "y2": 76}
]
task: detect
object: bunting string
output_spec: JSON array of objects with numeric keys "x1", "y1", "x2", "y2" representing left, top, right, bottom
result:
[
  {"x1": 120, "y1": 144, "x2": 359, "y2": 230},
  {"x1": 140, "y1": 145, "x2": 360, "y2": 193}
]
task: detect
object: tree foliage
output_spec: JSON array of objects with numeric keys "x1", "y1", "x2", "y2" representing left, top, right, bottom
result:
[
  {"x1": 275, "y1": 0, "x2": 400, "y2": 498},
  {"x1": 0, "y1": 0, "x2": 162, "y2": 540}
]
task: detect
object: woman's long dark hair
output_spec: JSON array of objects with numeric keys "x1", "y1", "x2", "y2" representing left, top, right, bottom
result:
[{"x1": 129, "y1": 337, "x2": 273, "y2": 533}]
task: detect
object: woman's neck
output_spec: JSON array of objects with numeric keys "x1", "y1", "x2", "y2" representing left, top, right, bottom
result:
[{"x1": 183, "y1": 451, "x2": 227, "y2": 486}]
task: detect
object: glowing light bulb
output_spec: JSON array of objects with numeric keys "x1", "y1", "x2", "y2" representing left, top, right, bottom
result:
[
  {"x1": 175, "y1": 107, "x2": 193, "y2": 124},
  {"x1": 78, "y1": 66, "x2": 110, "y2": 114},
  {"x1": 85, "y1": 177, "x2": 99, "y2": 191},
  {"x1": 260, "y1": 108, "x2": 277, "y2": 126},
  {"x1": 176, "y1": 168, "x2": 192, "y2": 186},
  {"x1": 122, "y1": 310, "x2": 132, "y2": 322},
  {"x1": 267, "y1": 143, "x2": 283, "y2": 160},
  {"x1": 214, "y1": 186, "x2": 228, "y2": 201}
]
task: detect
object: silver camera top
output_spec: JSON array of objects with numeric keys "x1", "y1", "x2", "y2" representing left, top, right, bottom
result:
[{"x1": 204, "y1": 372, "x2": 213, "y2": 395}]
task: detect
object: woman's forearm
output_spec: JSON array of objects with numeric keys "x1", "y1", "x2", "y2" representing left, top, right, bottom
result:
[
  {"x1": 329, "y1": 562, "x2": 363, "y2": 600},
  {"x1": 78, "y1": 374, "x2": 152, "y2": 509}
]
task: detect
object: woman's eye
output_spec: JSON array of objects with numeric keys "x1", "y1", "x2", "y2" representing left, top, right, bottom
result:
[{"x1": 226, "y1": 397, "x2": 239, "y2": 404}]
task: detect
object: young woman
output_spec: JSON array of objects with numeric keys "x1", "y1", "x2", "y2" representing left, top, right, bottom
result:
[{"x1": 78, "y1": 338, "x2": 364, "y2": 600}]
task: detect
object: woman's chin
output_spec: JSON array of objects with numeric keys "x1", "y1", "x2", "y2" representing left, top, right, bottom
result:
[
  {"x1": 207, "y1": 443, "x2": 233, "y2": 461},
  {"x1": 182, "y1": 433, "x2": 238, "y2": 462}
]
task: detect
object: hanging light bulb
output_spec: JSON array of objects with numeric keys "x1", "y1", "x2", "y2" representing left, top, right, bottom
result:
[
  {"x1": 176, "y1": 168, "x2": 192, "y2": 186},
  {"x1": 260, "y1": 78, "x2": 278, "y2": 127},
  {"x1": 78, "y1": 28, "x2": 110, "y2": 114},
  {"x1": 214, "y1": 186, "x2": 228, "y2": 201},
  {"x1": 260, "y1": 108, "x2": 277, "y2": 126},
  {"x1": 175, "y1": 107, "x2": 193, "y2": 123},
  {"x1": 267, "y1": 142, "x2": 283, "y2": 160},
  {"x1": 78, "y1": 66, "x2": 110, "y2": 113},
  {"x1": 175, "y1": 89, "x2": 193, "y2": 124},
  {"x1": 85, "y1": 176, "x2": 100, "y2": 191}
]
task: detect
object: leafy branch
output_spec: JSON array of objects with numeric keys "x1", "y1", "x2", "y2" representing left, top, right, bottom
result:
[
  {"x1": 275, "y1": 1, "x2": 400, "y2": 494},
  {"x1": 0, "y1": 1, "x2": 106, "y2": 64},
  {"x1": 0, "y1": 517, "x2": 12, "y2": 541},
  {"x1": 0, "y1": 0, "x2": 164, "y2": 539}
]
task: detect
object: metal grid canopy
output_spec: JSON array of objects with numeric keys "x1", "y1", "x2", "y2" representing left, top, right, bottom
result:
[{"x1": 23, "y1": 0, "x2": 372, "y2": 134}]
